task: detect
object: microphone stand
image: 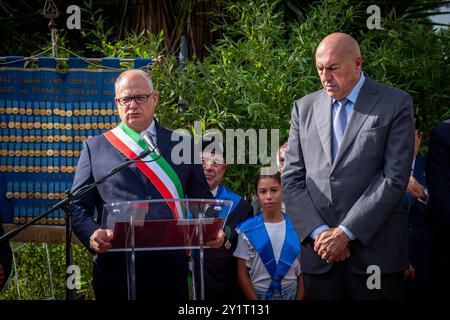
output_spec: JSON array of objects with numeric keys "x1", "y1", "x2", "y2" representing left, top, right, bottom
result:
[{"x1": 0, "y1": 148, "x2": 154, "y2": 300}]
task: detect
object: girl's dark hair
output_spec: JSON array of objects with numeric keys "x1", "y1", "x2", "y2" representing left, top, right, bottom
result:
[{"x1": 254, "y1": 168, "x2": 281, "y2": 192}]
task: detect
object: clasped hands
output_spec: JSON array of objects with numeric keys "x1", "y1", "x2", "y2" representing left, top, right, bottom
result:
[{"x1": 314, "y1": 227, "x2": 351, "y2": 264}]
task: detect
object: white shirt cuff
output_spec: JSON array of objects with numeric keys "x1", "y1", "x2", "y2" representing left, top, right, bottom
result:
[
  {"x1": 417, "y1": 189, "x2": 429, "y2": 205},
  {"x1": 310, "y1": 225, "x2": 330, "y2": 240},
  {"x1": 339, "y1": 225, "x2": 356, "y2": 240}
]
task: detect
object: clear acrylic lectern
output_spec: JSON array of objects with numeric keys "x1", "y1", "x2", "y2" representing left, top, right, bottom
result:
[{"x1": 101, "y1": 198, "x2": 232, "y2": 300}]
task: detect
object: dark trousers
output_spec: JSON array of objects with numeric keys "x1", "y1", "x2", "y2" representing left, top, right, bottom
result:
[
  {"x1": 92, "y1": 250, "x2": 189, "y2": 300},
  {"x1": 303, "y1": 262, "x2": 404, "y2": 300},
  {"x1": 432, "y1": 230, "x2": 450, "y2": 301}
]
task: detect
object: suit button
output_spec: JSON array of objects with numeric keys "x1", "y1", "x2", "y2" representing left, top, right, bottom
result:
[
  {"x1": 146, "y1": 195, "x2": 152, "y2": 200},
  {"x1": 330, "y1": 176, "x2": 336, "y2": 182}
]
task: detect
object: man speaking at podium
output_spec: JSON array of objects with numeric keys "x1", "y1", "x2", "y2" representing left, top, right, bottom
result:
[{"x1": 71, "y1": 69, "x2": 222, "y2": 300}]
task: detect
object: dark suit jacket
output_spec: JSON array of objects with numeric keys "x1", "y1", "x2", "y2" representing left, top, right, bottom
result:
[
  {"x1": 71, "y1": 121, "x2": 212, "y2": 300},
  {"x1": 426, "y1": 119, "x2": 450, "y2": 299},
  {"x1": 404, "y1": 156, "x2": 431, "y2": 248},
  {"x1": 199, "y1": 186, "x2": 253, "y2": 301},
  {"x1": 0, "y1": 219, "x2": 12, "y2": 292},
  {"x1": 426, "y1": 120, "x2": 450, "y2": 228},
  {"x1": 404, "y1": 155, "x2": 436, "y2": 299},
  {"x1": 282, "y1": 77, "x2": 414, "y2": 275}
]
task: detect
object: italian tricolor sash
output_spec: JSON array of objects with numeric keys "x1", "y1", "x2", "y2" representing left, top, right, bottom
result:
[{"x1": 104, "y1": 123, "x2": 185, "y2": 219}]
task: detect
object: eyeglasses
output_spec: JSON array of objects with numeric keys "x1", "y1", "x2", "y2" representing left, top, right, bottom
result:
[
  {"x1": 202, "y1": 157, "x2": 225, "y2": 166},
  {"x1": 117, "y1": 93, "x2": 154, "y2": 106}
]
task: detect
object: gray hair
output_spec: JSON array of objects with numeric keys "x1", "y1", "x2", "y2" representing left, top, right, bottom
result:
[{"x1": 114, "y1": 69, "x2": 154, "y2": 93}]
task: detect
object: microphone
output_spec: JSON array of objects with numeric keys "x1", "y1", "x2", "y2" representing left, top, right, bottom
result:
[{"x1": 140, "y1": 130, "x2": 161, "y2": 156}]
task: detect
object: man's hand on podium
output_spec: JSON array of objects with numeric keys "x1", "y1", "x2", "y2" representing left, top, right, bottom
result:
[
  {"x1": 206, "y1": 229, "x2": 225, "y2": 248},
  {"x1": 90, "y1": 228, "x2": 113, "y2": 253}
]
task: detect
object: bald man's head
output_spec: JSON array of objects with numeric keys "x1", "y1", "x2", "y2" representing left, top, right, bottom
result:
[
  {"x1": 316, "y1": 33, "x2": 361, "y2": 60},
  {"x1": 315, "y1": 32, "x2": 362, "y2": 100}
]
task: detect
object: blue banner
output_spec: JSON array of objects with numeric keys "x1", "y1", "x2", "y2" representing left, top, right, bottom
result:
[{"x1": 0, "y1": 57, "x2": 151, "y2": 225}]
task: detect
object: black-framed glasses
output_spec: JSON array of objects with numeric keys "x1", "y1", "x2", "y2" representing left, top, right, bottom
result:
[{"x1": 117, "y1": 93, "x2": 154, "y2": 106}]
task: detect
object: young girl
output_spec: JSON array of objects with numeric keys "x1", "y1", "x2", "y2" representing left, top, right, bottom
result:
[{"x1": 233, "y1": 169, "x2": 304, "y2": 300}]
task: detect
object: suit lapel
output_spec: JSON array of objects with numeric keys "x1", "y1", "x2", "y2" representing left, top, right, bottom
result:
[
  {"x1": 414, "y1": 156, "x2": 426, "y2": 187},
  {"x1": 155, "y1": 121, "x2": 172, "y2": 160},
  {"x1": 314, "y1": 92, "x2": 333, "y2": 167}
]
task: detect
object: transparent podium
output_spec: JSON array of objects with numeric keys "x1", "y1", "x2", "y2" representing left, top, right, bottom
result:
[{"x1": 102, "y1": 198, "x2": 233, "y2": 300}]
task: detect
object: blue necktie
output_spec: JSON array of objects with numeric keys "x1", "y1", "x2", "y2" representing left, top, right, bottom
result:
[{"x1": 332, "y1": 98, "x2": 348, "y2": 161}]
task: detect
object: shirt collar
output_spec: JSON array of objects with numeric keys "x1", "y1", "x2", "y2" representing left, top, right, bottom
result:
[
  {"x1": 211, "y1": 185, "x2": 219, "y2": 197},
  {"x1": 146, "y1": 120, "x2": 157, "y2": 136},
  {"x1": 142, "y1": 119, "x2": 157, "y2": 143},
  {"x1": 332, "y1": 71, "x2": 366, "y2": 105}
]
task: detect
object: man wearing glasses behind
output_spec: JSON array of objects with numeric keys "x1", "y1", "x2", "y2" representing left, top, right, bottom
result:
[{"x1": 71, "y1": 69, "x2": 223, "y2": 300}]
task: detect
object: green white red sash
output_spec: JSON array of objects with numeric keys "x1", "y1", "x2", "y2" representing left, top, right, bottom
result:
[{"x1": 104, "y1": 123, "x2": 185, "y2": 219}]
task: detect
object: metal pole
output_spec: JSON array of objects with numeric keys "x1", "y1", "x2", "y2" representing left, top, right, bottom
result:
[
  {"x1": 50, "y1": 22, "x2": 58, "y2": 58},
  {"x1": 42, "y1": 0, "x2": 60, "y2": 58},
  {"x1": 178, "y1": 35, "x2": 188, "y2": 113}
]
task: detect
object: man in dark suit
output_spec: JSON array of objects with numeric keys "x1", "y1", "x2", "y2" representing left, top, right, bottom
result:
[
  {"x1": 197, "y1": 138, "x2": 253, "y2": 300},
  {"x1": 403, "y1": 123, "x2": 436, "y2": 300},
  {"x1": 0, "y1": 218, "x2": 12, "y2": 292},
  {"x1": 282, "y1": 32, "x2": 414, "y2": 299},
  {"x1": 71, "y1": 69, "x2": 223, "y2": 300},
  {"x1": 426, "y1": 119, "x2": 450, "y2": 300}
]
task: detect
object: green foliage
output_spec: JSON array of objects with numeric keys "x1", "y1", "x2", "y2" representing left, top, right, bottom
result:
[
  {"x1": 155, "y1": 0, "x2": 449, "y2": 196},
  {"x1": 0, "y1": 244, "x2": 93, "y2": 300},
  {"x1": 360, "y1": 16, "x2": 450, "y2": 135},
  {"x1": 81, "y1": 0, "x2": 164, "y2": 60}
]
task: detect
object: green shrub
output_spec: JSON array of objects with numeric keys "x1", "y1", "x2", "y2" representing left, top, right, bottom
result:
[
  {"x1": 0, "y1": 243, "x2": 93, "y2": 300},
  {"x1": 156, "y1": 0, "x2": 449, "y2": 194}
]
